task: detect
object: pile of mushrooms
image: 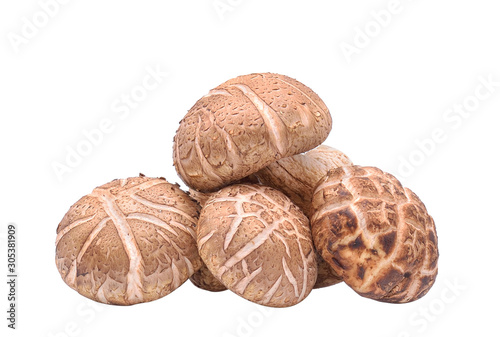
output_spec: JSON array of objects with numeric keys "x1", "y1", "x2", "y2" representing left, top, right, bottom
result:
[{"x1": 55, "y1": 73, "x2": 438, "y2": 307}]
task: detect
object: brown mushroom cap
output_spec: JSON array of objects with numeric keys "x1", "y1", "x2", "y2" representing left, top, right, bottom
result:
[
  {"x1": 173, "y1": 73, "x2": 332, "y2": 192},
  {"x1": 55, "y1": 177, "x2": 203, "y2": 305},
  {"x1": 310, "y1": 166, "x2": 439, "y2": 303},
  {"x1": 188, "y1": 173, "x2": 343, "y2": 291},
  {"x1": 197, "y1": 184, "x2": 317, "y2": 307}
]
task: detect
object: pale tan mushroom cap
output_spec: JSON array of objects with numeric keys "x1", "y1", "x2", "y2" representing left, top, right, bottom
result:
[
  {"x1": 197, "y1": 184, "x2": 317, "y2": 307},
  {"x1": 310, "y1": 166, "x2": 439, "y2": 303},
  {"x1": 255, "y1": 145, "x2": 352, "y2": 217},
  {"x1": 55, "y1": 177, "x2": 203, "y2": 305},
  {"x1": 173, "y1": 73, "x2": 332, "y2": 192}
]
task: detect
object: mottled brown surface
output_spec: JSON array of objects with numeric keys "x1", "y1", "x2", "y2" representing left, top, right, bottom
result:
[
  {"x1": 173, "y1": 73, "x2": 332, "y2": 192},
  {"x1": 55, "y1": 177, "x2": 203, "y2": 305},
  {"x1": 310, "y1": 166, "x2": 438, "y2": 303},
  {"x1": 197, "y1": 184, "x2": 317, "y2": 307},
  {"x1": 314, "y1": 255, "x2": 343, "y2": 289},
  {"x1": 190, "y1": 264, "x2": 227, "y2": 292}
]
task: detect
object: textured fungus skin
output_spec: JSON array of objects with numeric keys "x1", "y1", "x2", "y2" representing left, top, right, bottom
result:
[
  {"x1": 55, "y1": 177, "x2": 203, "y2": 305},
  {"x1": 197, "y1": 184, "x2": 317, "y2": 307},
  {"x1": 310, "y1": 166, "x2": 439, "y2": 303},
  {"x1": 173, "y1": 73, "x2": 332, "y2": 192},
  {"x1": 314, "y1": 255, "x2": 343, "y2": 289},
  {"x1": 190, "y1": 264, "x2": 227, "y2": 292}
]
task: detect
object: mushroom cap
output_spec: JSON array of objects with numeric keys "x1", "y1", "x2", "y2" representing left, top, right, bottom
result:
[
  {"x1": 197, "y1": 184, "x2": 317, "y2": 307},
  {"x1": 55, "y1": 177, "x2": 203, "y2": 305},
  {"x1": 310, "y1": 166, "x2": 439, "y2": 303},
  {"x1": 173, "y1": 73, "x2": 332, "y2": 192}
]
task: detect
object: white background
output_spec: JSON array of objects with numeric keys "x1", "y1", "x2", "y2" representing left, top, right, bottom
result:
[{"x1": 1, "y1": 1, "x2": 499, "y2": 336}]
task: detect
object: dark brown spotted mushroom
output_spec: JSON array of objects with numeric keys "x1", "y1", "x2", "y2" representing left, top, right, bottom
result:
[{"x1": 310, "y1": 166, "x2": 439, "y2": 303}]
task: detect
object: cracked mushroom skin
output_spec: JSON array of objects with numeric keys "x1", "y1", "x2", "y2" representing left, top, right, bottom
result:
[
  {"x1": 310, "y1": 166, "x2": 439, "y2": 303},
  {"x1": 55, "y1": 177, "x2": 203, "y2": 305},
  {"x1": 197, "y1": 184, "x2": 317, "y2": 307},
  {"x1": 173, "y1": 72, "x2": 332, "y2": 192}
]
